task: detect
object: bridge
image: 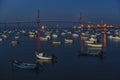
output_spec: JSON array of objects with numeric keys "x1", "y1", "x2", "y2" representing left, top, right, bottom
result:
[{"x1": 0, "y1": 19, "x2": 119, "y2": 29}]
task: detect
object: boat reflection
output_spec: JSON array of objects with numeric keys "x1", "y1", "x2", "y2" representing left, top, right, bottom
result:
[
  {"x1": 88, "y1": 47, "x2": 103, "y2": 50},
  {"x1": 78, "y1": 50, "x2": 104, "y2": 59},
  {"x1": 36, "y1": 59, "x2": 57, "y2": 66}
]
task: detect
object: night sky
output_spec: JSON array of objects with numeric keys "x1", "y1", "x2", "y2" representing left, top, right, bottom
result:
[{"x1": 0, "y1": 0, "x2": 120, "y2": 24}]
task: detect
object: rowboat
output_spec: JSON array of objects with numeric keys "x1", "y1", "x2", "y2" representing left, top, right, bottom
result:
[{"x1": 12, "y1": 60, "x2": 38, "y2": 70}]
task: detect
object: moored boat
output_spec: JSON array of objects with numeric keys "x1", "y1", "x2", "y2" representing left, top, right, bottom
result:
[
  {"x1": 12, "y1": 60, "x2": 39, "y2": 70},
  {"x1": 35, "y1": 53, "x2": 55, "y2": 60}
]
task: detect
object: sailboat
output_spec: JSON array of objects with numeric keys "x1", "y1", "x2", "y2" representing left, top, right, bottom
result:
[{"x1": 35, "y1": 10, "x2": 56, "y2": 60}]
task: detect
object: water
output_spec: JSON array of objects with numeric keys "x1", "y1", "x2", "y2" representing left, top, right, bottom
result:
[{"x1": 0, "y1": 22, "x2": 120, "y2": 80}]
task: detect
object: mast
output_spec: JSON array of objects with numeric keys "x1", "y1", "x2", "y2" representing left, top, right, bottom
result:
[
  {"x1": 37, "y1": 9, "x2": 41, "y2": 53},
  {"x1": 79, "y1": 12, "x2": 83, "y2": 51}
]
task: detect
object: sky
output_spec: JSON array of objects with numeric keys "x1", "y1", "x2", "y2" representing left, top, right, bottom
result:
[{"x1": 0, "y1": 0, "x2": 120, "y2": 24}]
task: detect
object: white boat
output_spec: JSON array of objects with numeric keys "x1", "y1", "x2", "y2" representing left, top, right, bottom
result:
[
  {"x1": 40, "y1": 37, "x2": 48, "y2": 41},
  {"x1": 89, "y1": 37, "x2": 97, "y2": 42},
  {"x1": 64, "y1": 39, "x2": 73, "y2": 43},
  {"x1": 35, "y1": 53, "x2": 53, "y2": 60},
  {"x1": 67, "y1": 31, "x2": 72, "y2": 34},
  {"x1": 14, "y1": 35, "x2": 20, "y2": 39},
  {"x1": 1, "y1": 34, "x2": 8, "y2": 39},
  {"x1": 108, "y1": 35, "x2": 113, "y2": 39},
  {"x1": 72, "y1": 33, "x2": 79, "y2": 38},
  {"x1": 87, "y1": 43, "x2": 103, "y2": 48},
  {"x1": 29, "y1": 34, "x2": 35, "y2": 38},
  {"x1": 52, "y1": 34, "x2": 58, "y2": 38},
  {"x1": 61, "y1": 32, "x2": 66, "y2": 36},
  {"x1": 112, "y1": 36, "x2": 120, "y2": 40}
]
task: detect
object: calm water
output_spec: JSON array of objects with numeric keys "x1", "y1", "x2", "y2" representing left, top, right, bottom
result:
[{"x1": 0, "y1": 22, "x2": 120, "y2": 80}]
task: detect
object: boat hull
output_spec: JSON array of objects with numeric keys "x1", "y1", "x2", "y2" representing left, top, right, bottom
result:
[{"x1": 36, "y1": 53, "x2": 53, "y2": 60}]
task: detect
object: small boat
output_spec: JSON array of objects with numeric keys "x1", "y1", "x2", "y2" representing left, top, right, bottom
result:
[
  {"x1": 61, "y1": 32, "x2": 66, "y2": 36},
  {"x1": 72, "y1": 33, "x2": 79, "y2": 38},
  {"x1": 87, "y1": 43, "x2": 103, "y2": 48},
  {"x1": 112, "y1": 36, "x2": 120, "y2": 40},
  {"x1": 14, "y1": 35, "x2": 20, "y2": 39},
  {"x1": 35, "y1": 53, "x2": 56, "y2": 60},
  {"x1": 64, "y1": 39, "x2": 73, "y2": 44},
  {"x1": 40, "y1": 37, "x2": 49, "y2": 41},
  {"x1": 52, "y1": 34, "x2": 58, "y2": 38},
  {"x1": 89, "y1": 37, "x2": 97, "y2": 42},
  {"x1": 12, "y1": 60, "x2": 39, "y2": 70}
]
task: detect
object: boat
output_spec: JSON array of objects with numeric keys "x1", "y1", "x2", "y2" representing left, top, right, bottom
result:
[
  {"x1": 84, "y1": 40, "x2": 95, "y2": 44},
  {"x1": 52, "y1": 34, "x2": 58, "y2": 38},
  {"x1": 35, "y1": 52, "x2": 56, "y2": 60},
  {"x1": 89, "y1": 37, "x2": 97, "y2": 42},
  {"x1": 87, "y1": 43, "x2": 103, "y2": 48},
  {"x1": 12, "y1": 60, "x2": 39, "y2": 70},
  {"x1": 64, "y1": 39, "x2": 73, "y2": 44},
  {"x1": 72, "y1": 33, "x2": 79, "y2": 38},
  {"x1": 112, "y1": 36, "x2": 120, "y2": 40},
  {"x1": 14, "y1": 35, "x2": 20, "y2": 39},
  {"x1": 40, "y1": 37, "x2": 49, "y2": 41}
]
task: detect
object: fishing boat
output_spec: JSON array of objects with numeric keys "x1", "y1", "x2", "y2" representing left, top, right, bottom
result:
[{"x1": 12, "y1": 60, "x2": 38, "y2": 70}]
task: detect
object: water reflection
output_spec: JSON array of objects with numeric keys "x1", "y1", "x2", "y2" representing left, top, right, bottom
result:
[{"x1": 36, "y1": 59, "x2": 57, "y2": 66}]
